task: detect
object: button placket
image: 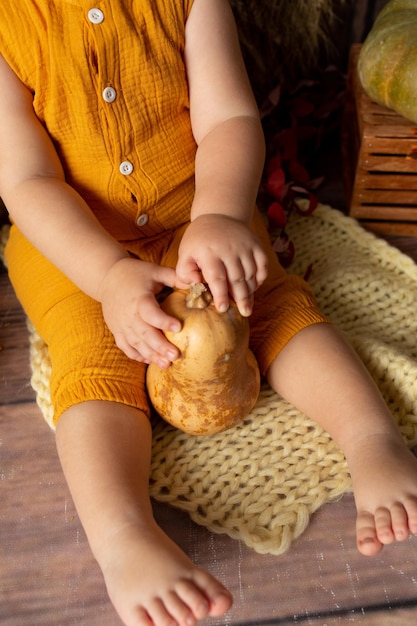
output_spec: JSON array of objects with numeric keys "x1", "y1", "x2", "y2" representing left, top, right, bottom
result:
[{"x1": 87, "y1": 5, "x2": 143, "y2": 228}]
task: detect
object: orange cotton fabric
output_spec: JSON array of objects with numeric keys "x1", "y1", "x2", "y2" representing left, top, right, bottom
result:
[{"x1": 2, "y1": 0, "x2": 328, "y2": 425}]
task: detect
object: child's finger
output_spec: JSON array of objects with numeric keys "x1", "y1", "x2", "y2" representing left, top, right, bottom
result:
[
  {"x1": 253, "y1": 248, "x2": 269, "y2": 285},
  {"x1": 140, "y1": 295, "x2": 182, "y2": 334},
  {"x1": 126, "y1": 319, "x2": 181, "y2": 365},
  {"x1": 229, "y1": 281, "x2": 253, "y2": 317},
  {"x1": 202, "y1": 259, "x2": 230, "y2": 313},
  {"x1": 154, "y1": 264, "x2": 183, "y2": 289},
  {"x1": 175, "y1": 254, "x2": 204, "y2": 286}
]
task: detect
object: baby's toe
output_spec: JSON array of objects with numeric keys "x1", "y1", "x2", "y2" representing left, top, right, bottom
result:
[
  {"x1": 147, "y1": 597, "x2": 178, "y2": 626},
  {"x1": 405, "y1": 497, "x2": 417, "y2": 535},
  {"x1": 174, "y1": 569, "x2": 232, "y2": 622},
  {"x1": 374, "y1": 507, "x2": 397, "y2": 545},
  {"x1": 356, "y1": 510, "x2": 383, "y2": 556},
  {"x1": 191, "y1": 569, "x2": 233, "y2": 617},
  {"x1": 389, "y1": 502, "x2": 410, "y2": 541},
  {"x1": 165, "y1": 589, "x2": 204, "y2": 626},
  {"x1": 174, "y1": 578, "x2": 210, "y2": 621}
]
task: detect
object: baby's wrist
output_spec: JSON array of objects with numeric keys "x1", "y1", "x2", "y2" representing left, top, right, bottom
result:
[
  {"x1": 95, "y1": 254, "x2": 131, "y2": 303},
  {"x1": 190, "y1": 211, "x2": 251, "y2": 227}
]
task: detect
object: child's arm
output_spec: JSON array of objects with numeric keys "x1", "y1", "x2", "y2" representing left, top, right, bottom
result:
[
  {"x1": 177, "y1": 0, "x2": 268, "y2": 316},
  {"x1": 0, "y1": 55, "x2": 181, "y2": 367},
  {"x1": 0, "y1": 56, "x2": 129, "y2": 298}
]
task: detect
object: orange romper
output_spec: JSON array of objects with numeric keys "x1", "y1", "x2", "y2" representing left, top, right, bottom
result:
[{"x1": 1, "y1": 0, "x2": 328, "y2": 425}]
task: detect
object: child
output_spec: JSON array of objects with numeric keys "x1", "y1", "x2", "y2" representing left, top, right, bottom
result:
[{"x1": 1, "y1": 1, "x2": 417, "y2": 625}]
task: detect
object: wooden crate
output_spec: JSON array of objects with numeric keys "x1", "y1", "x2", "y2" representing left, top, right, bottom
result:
[{"x1": 343, "y1": 44, "x2": 417, "y2": 235}]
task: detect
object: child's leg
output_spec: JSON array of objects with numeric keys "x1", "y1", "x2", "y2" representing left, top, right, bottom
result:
[
  {"x1": 266, "y1": 323, "x2": 417, "y2": 556},
  {"x1": 55, "y1": 400, "x2": 232, "y2": 626}
]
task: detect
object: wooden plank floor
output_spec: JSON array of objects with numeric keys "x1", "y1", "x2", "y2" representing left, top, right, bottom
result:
[{"x1": 3, "y1": 178, "x2": 417, "y2": 624}]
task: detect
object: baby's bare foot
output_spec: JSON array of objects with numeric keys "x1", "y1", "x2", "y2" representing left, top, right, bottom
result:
[
  {"x1": 100, "y1": 522, "x2": 232, "y2": 626},
  {"x1": 348, "y1": 435, "x2": 417, "y2": 556}
]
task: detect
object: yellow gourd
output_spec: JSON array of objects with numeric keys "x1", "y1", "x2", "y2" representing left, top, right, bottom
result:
[{"x1": 146, "y1": 283, "x2": 260, "y2": 435}]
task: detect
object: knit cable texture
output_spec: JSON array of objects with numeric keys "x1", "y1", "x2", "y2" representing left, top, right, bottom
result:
[{"x1": 2, "y1": 203, "x2": 417, "y2": 556}]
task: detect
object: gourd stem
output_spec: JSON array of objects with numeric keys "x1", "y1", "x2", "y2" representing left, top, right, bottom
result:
[{"x1": 186, "y1": 283, "x2": 213, "y2": 309}]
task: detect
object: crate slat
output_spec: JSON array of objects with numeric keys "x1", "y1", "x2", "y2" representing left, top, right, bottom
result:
[
  {"x1": 353, "y1": 173, "x2": 417, "y2": 189},
  {"x1": 358, "y1": 155, "x2": 417, "y2": 173},
  {"x1": 351, "y1": 192, "x2": 417, "y2": 211},
  {"x1": 361, "y1": 119, "x2": 417, "y2": 136},
  {"x1": 361, "y1": 137, "x2": 417, "y2": 154}
]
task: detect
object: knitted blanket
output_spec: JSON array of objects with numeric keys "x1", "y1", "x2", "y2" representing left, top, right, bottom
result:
[{"x1": 3, "y1": 204, "x2": 417, "y2": 556}]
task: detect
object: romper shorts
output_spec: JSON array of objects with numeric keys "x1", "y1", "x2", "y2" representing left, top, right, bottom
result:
[{"x1": 5, "y1": 209, "x2": 328, "y2": 426}]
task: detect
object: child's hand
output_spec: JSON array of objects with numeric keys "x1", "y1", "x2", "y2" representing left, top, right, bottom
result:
[
  {"x1": 98, "y1": 257, "x2": 183, "y2": 368},
  {"x1": 176, "y1": 214, "x2": 268, "y2": 316}
]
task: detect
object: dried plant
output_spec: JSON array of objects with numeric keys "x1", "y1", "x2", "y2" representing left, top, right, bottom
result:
[{"x1": 230, "y1": 0, "x2": 346, "y2": 102}]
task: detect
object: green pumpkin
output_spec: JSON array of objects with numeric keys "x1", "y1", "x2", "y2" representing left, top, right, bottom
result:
[{"x1": 358, "y1": 0, "x2": 417, "y2": 123}]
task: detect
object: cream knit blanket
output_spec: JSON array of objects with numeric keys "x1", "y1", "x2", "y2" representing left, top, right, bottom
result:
[{"x1": 2, "y1": 204, "x2": 417, "y2": 556}]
